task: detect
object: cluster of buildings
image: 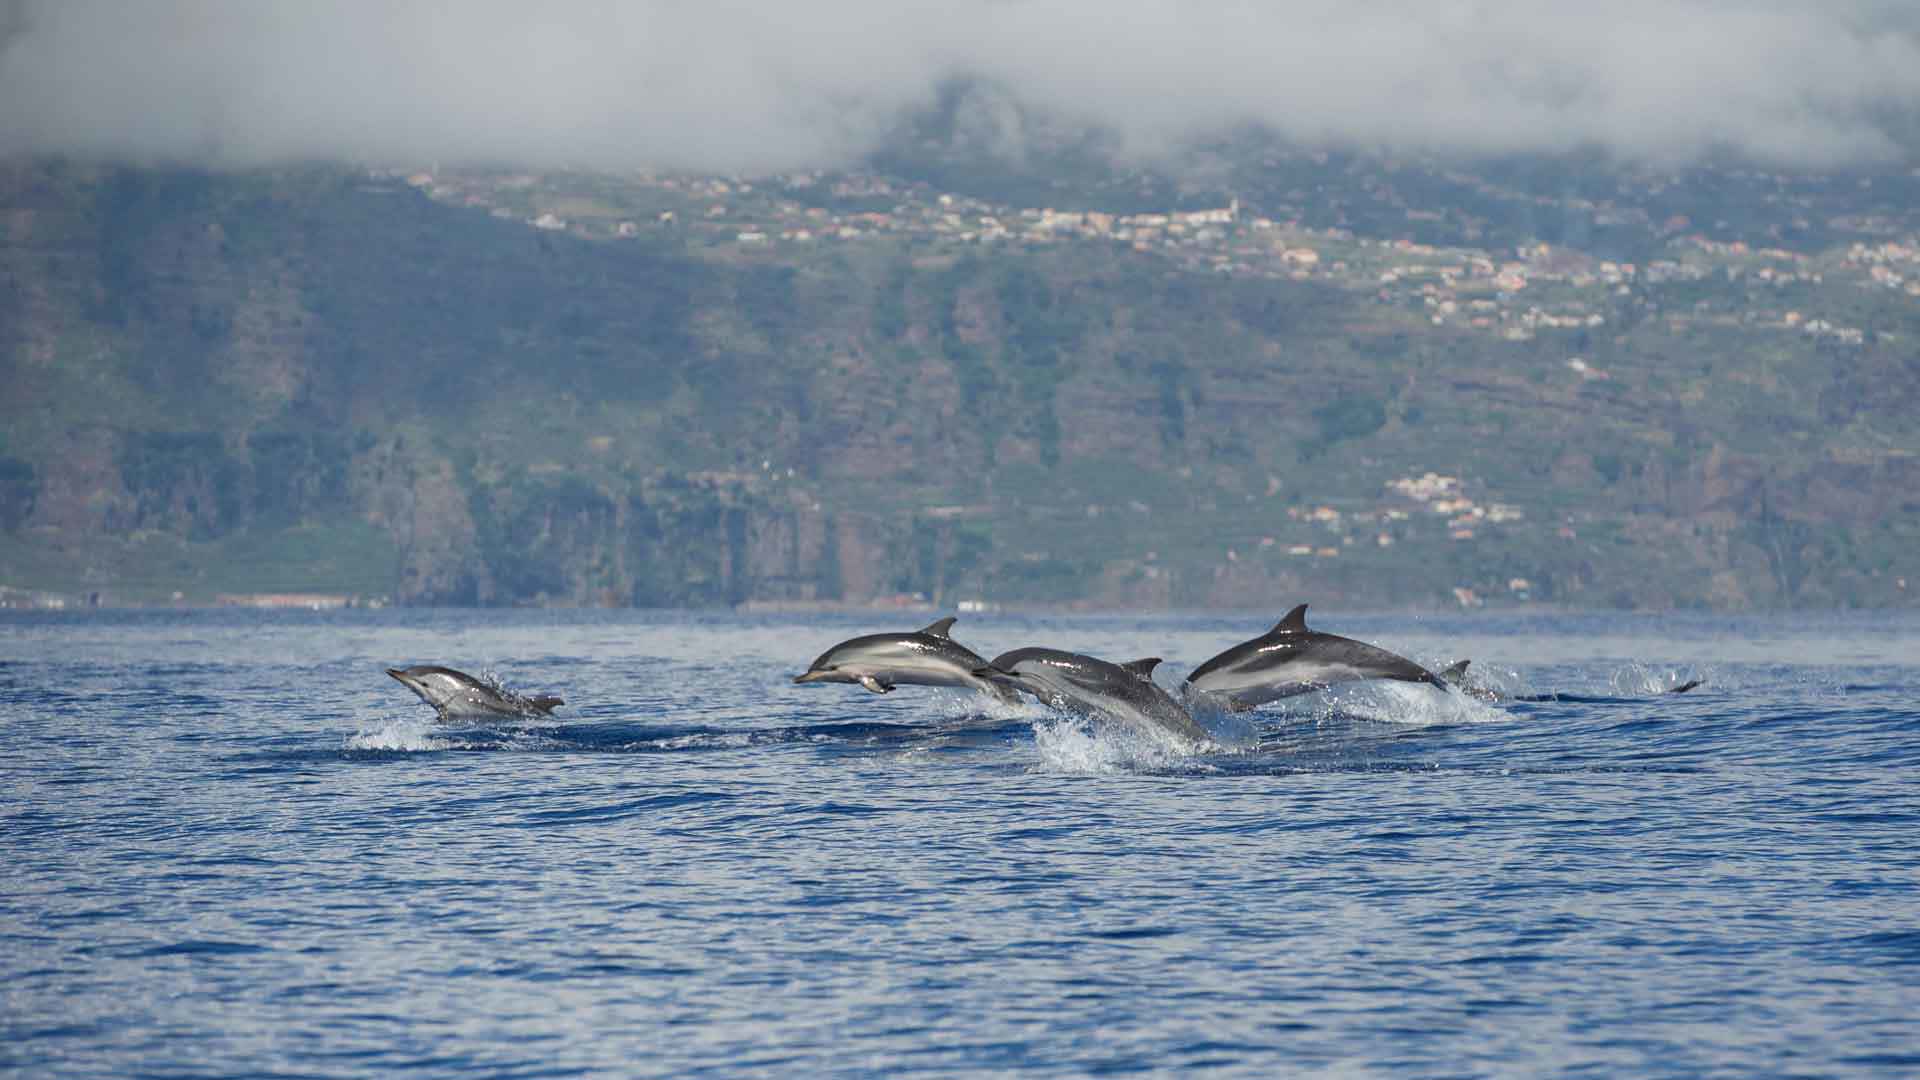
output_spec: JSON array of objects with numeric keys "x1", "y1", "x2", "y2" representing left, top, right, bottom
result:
[
  {"x1": 1226, "y1": 472, "x2": 1529, "y2": 567},
  {"x1": 1381, "y1": 472, "x2": 1524, "y2": 541},
  {"x1": 0, "y1": 586, "x2": 73, "y2": 609},
  {"x1": 1793, "y1": 317, "x2": 1867, "y2": 346},
  {"x1": 393, "y1": 162, "x2": 1916, "y2": 363},
  {"x1": 1846, "y1": 240, "x2": 1920, "y2": 296}
]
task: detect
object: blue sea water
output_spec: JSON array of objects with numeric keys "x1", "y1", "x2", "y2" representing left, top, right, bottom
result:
[{"x1": 3, "y1": 607, "x2": 1918, "y2": 1078}]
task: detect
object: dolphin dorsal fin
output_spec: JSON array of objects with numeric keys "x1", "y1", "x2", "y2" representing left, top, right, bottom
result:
[
  {"x1": 1439, "y1": 660, "x2": 1471, "y2": 682},
  {"x1": 920, "y1": 616, "x2": 958, "y2": 639},
  {"x1": 1120, "y1": 657, "x2": 1163, "y2": 679},
  {"x1": 1269, "y1": 604, "x2": 1310, "y2": 635}
]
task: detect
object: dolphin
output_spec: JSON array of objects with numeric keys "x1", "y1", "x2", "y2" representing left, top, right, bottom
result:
[
  {"x1": 1437, "y1": 659, "x2": 1508, "y2": 703},
  {"x1": 1186, "y1": 604, "x2": 1444, "y2": 711},
  {"x1": 793, "y1": 617, "x2": 1019, "y2": 704},
  {"x1": 1438, "y1": 660, "x2": 1703, "y2": 702},
  {"x1": 977, "y1": 647, "x2": 1213, "y2": 746},
  {"x1": 385, "y1": 665, "x2": 564, "y2": 721}
]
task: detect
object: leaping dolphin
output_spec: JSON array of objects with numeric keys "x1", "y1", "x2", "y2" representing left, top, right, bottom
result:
[
  {"x1": 977, "y1": 647, "x2": 1213, "y2": 746},
  {"x1": 1186, "y1": 604, "x2": 1445, "y2": 711},
  {"x1": 793, "y1": 617, "x2": 1019, "y2": 704},
  {"x1": 385, "y1": 665, "x2": 564, "y2": 721}
]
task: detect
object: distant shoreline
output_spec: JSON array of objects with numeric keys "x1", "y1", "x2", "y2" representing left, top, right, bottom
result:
[{"x1": 2, "y1": 590, "x2": 1910, "y2": 616}]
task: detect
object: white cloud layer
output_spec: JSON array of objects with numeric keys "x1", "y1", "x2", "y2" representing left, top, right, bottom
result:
[{"x1": 3, "y1": 0, "x2": 1918, "y2": 172}]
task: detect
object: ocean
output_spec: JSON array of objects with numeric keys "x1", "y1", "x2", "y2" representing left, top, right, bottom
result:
[{"x1": 4, "y1": 607, "x2": 1917, "y2": 1078}]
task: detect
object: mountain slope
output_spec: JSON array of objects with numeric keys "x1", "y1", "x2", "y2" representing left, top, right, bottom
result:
[{"x1": 1, "y1": 161, "x2": 1915, "y2": 610}]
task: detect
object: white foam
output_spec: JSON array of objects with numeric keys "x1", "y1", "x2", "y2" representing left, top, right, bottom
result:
[
  {"x1": 1456, "y1": 662, "x2": 1534, "y2": 700},
  {"x1": 1303, "y1": 679, "x2": 1510, "y2": 727},
  {"x1": 925, "y1": 687, "x2": 1051, "y2": 723},
  {"x1": 636, "y1": 731, "x2": 762, "y2": 751},
  {"x1": 1029, "y1": 712, "x2": 1201, "y2": 774},
  {"x1": 1607, "y1": 662, "x2": 1708, "y2": 696},
  {"x1": 346, "y1": 717, "x2": 455, "y2": 752}
]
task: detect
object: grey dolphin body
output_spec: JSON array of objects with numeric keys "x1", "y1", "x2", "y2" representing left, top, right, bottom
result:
[
  {"x1": 385, "y1": 665, "x2": 564, "y2": 720},
  {"x1": 1186, "y1": 604, "x2": 1444, "y2": 711},
  {"x1": 793, "y1": 617, "x2": 1019, "y2": 704},
  {"x1": 979, "y1": 647, "x2": 1213, "y2": 746}
]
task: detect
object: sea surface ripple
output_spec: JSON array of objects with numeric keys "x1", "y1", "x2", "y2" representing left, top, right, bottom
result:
[{"x1": 3, "y1": 608, "x2": 1918, "y2": 1077}]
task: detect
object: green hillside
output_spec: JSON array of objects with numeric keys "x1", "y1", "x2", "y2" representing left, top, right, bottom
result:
[{"x1": 1, "y1": 156, "x2": 1916, "y2": 611}]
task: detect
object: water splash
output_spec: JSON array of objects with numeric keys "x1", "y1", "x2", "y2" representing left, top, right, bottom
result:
[
  {"x1": 345, "y1": 712, "x2": 572, "y2": 752},
  {"x1": 345, "y1": 716, "x2": 455, "y2": 752},
  {"x1": 1291, "y1": 679, "x2": 1510, "y2": 727},
  {"x1": 1608, "y1": 661, "x2": 1709, "y2": 696},
  {"x1": 1028, "y1": 709, "x2": 1212, "y2": 774},
  {"x1": 1440, "y1": 660, "x2": 1536, "y2": 701},
  {"x1": 1182, "y1": 691, "x2": 1264, "y2": 749},
  {"x1": 923, "y1": 686, "x2": 1050, "y2": 723},
  {"x1": 469, "y1": 665, "x2": 569, "y2": 718}
]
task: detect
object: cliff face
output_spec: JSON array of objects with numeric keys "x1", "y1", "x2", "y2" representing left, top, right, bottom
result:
[{"x1": 1, "y1": 162, "x2": 1916, "y2": 610}]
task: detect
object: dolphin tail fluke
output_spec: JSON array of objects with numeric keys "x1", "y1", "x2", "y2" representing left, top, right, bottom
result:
[
  {"x1": 1438, "y1": 660, "x2": 1471, "y2": 685},
  {"x1": 526, "y1": 695, "x2": 564, "y2": 715},
  {"x1": 1667, "y1": 679, "x2": 1704, "y2": 694}
]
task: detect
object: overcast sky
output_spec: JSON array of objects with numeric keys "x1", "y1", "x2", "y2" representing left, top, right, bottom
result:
[{"x1": 4, "y1": 0, "x2": 1919, "y2": 173}]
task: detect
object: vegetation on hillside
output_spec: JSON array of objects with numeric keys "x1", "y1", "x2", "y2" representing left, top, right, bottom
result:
[{"x1": 1, "y1": 149, "x2": 1916, "y2": 611}]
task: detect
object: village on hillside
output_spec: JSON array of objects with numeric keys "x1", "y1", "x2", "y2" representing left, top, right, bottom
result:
[{"x1": 392, "y1": 164, "x2": 1920, "y2": 357}]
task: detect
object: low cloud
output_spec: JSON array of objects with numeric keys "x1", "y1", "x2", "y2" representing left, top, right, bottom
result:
[{"x1": 3, "y1": 0, "x2": 1918, "y2": 173}]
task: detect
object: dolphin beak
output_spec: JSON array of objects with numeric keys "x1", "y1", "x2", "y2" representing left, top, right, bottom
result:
[
  {"x1": 385, "y1": 668, "x2": 426, "y2": 702},
  {"x1": 793, "y1": 670, "x2": 827, "y2": 684}
]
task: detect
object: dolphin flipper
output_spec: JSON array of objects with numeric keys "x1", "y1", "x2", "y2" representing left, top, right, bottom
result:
[{"x1": 858, "y1": 675, "x2": 894, "y2": 695}]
